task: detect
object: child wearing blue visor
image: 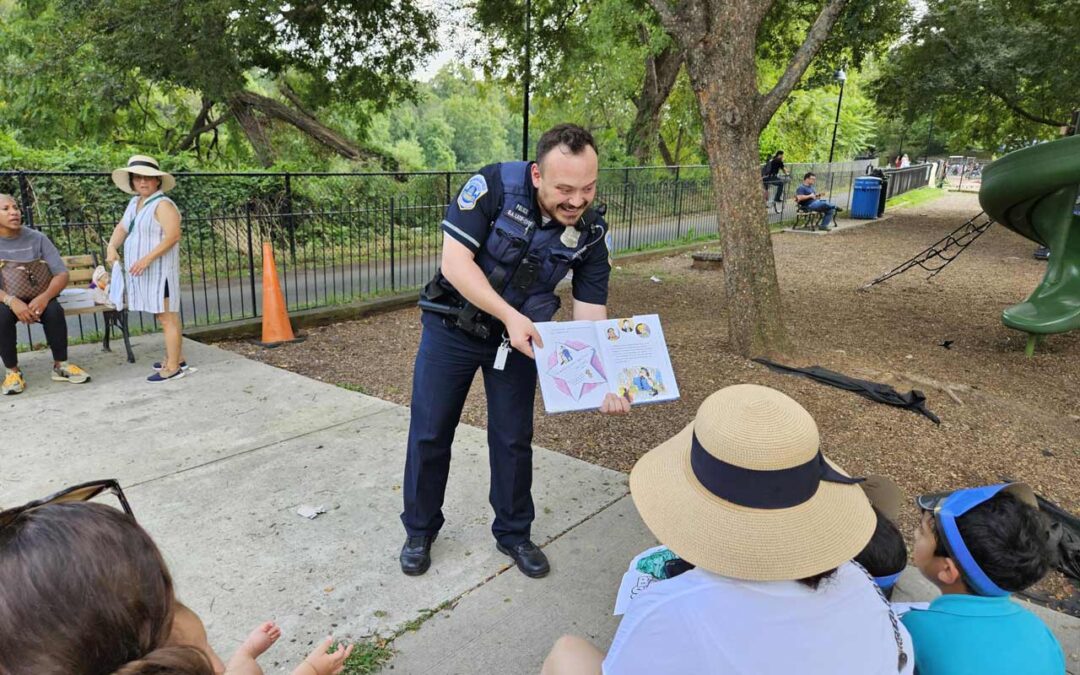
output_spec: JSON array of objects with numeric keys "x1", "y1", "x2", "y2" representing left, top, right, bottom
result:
[{"x1": 903, "y1": 483, "x2": 1065, "y2": 675}]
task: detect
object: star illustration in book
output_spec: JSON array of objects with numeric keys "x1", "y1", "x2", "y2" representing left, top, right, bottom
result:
[{"x1": 546, "y1": 341, "x2": 607, "y2": 400}]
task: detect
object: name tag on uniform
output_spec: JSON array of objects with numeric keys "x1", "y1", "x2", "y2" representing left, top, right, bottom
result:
[
  {"x1": 504, "y1": 207, "x2": 534, "y2": 229},
  {"x1": 560, "y1": 228, "x2": 581, "y2": 248}
]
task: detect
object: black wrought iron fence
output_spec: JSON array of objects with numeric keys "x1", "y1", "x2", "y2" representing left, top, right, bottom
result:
[{"x1": 1, "y1": 161, "x2": 929, "y2": 343}]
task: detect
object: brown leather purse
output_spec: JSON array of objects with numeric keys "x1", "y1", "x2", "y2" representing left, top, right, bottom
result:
[{"x1": 0, "y1": 259, "x2": 54, "y2": 301}]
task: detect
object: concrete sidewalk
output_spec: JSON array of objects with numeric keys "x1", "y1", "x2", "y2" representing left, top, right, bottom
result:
[
  {"x1": 4, "y1": 337, "x2": 626, "y2": 672},
  {"x1": 5, "y1": 337, "x2": 1077, "y2": 674}
]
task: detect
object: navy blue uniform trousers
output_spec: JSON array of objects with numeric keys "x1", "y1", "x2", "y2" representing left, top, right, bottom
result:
[{"x1": 402, "y1": 311, "x2": 537, "y2": 546}]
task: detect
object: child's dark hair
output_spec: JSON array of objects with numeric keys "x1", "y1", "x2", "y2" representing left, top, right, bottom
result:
[
  {"x1": 856, "y1": 507, "x2": 908, "y2": 598},
  {"x1": 930, "y1": 492, "x2": 1054, "y2": 593},
  {"x1": 536, "y1": 124, "x2": 598, "y2": 164},
  {"x1": 0, "y1": 502, "x2": 213, "y2": 675}
]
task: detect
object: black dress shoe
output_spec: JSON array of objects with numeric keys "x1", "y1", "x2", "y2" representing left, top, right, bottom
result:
[
  {"x1": 496, "y1": 540, "x2": 550, "y2": 578},
  {"x1": 400, "y1": 534, "x2": 436, "y2": 576}
]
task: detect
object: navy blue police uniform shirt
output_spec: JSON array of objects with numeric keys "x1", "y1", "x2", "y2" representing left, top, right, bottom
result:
[{"x1": 440, "y1": 163, "x2": 611, "y2": 306}]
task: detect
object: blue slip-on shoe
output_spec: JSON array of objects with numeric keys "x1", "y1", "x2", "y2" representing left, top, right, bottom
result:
[
  {"x1": 153, "y1": 361, "x2": 189, "y2": 371},
  {"x1": 147, "y1": 369, "x2": 186, "y2": 383}
]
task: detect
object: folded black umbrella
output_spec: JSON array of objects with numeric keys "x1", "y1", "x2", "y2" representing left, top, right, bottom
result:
[{"x1": 753, "y1": 358, "x2": 941, "y2": 424}]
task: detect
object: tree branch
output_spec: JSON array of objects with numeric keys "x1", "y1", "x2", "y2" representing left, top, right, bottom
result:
[
  {"x1": 758, "y1": 0, "x2": 850, "y2": 129},
  {"x1": 278, "y1": 79, "x2": 317, "y2": 120},
  {"x1": 175, "y1": 99, "x2": 232, "y2": 152},
  {"x1": 937, "y1": 39, "x2": 1066, "y2": 127},
  {"x1": 231, "y1": 90, "x2": 391, "y2": 164}
]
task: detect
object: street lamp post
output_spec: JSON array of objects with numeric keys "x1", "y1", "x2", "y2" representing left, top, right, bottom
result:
[
  {"x1": 826, "y1": 67, "x2": 847, "y2": 196},
  {"x1": 521, "y1": 0, "x2": 531, "y2": 161},
  {"x1": 923, "y1": 107, "x2": 936, "y2": 163}
]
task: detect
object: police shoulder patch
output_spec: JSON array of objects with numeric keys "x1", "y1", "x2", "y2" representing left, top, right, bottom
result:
[
  {"x1": 457, "y1": 174, "x2": 488, "y2": 211},
  {"x1": 605, "y1": 232, "x2": 615, "y2": 267}
]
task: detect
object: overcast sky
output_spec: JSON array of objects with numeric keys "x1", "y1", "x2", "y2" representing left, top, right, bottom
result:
[{"x1": 414, "y1": 0, "x2": 484, "y2": 81}]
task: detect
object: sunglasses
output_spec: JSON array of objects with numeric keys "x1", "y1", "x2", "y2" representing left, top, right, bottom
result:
[{"x1": 0, "y1": 479, "x2": 134, "y2": 529}]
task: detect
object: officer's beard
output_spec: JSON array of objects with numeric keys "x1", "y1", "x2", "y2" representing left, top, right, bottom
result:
[{"x1": 538, "y1": 194, "x2": 590, "y2": 228}]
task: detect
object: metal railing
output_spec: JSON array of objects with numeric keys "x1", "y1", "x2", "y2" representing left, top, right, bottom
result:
[{"x1": 1, "y1": 162, "x2": 930, "y2": 342}]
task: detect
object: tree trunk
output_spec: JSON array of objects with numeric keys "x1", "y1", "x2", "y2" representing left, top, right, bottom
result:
[
  {"x1": 647, "y1": 0, "x2": 850, "y2": 358},
  {"x1": 229, "y1": 97, "x2": 275, "y2": 167},
  {"x1": 686, "y1": 24, "x2": 790, "y2": 358},
  {"x1": 232, "y1": 90, "x2": 370, "y2": 161},
  {"x1": 626, "y1": 41, "x2": 684, "y2": 165}
]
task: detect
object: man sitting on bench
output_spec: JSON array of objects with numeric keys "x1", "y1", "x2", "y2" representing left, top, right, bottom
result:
[{"x1": 795, "y1": 172, "x2": 839, "y2": 231}]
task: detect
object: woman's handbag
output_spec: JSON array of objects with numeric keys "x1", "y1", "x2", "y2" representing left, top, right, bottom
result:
[{"x1": 0, "y1": 259, "x2": 54, "y2": 301}]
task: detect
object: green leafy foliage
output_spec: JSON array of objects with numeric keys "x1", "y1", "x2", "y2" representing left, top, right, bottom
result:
[{"x1": 871, "y1": 0, "x2": 1079, "y2": 152}]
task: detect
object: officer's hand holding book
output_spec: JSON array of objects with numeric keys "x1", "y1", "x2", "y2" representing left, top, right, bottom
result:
[{"x1": 600, "y1": 392, "x2": 631, "y2": 415}]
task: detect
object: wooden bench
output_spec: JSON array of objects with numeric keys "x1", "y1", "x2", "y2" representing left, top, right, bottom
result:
[{"x1": 61, "y1": 254, "x2": 135, "y2": 363}]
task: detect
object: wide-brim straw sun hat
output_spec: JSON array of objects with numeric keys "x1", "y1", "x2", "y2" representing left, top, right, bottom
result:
[
  {"x1": 111, "y1": 155, "x2": 176, "y2": 195},
  {"x1": 629, "y1": 384, "x2": 876, "y2": 581}
]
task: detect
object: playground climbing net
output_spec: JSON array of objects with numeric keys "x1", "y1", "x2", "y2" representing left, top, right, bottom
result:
[{"x1": 862, "y1": 212, "x2": 995, "y2": 289}]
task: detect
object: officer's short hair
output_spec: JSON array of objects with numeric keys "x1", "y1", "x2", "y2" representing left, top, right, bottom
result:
[{"x1": 536, "y1": 124, "x2": 597, "y2": 165}]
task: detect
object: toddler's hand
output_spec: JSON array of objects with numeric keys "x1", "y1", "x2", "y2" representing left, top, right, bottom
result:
[{"x1": 296, "y1": 636, "x2": 353, "y2": 675}]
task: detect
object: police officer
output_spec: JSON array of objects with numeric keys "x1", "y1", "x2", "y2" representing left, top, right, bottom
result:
[{"x1": 400, "y1": 124, "x2": 629, "y2": 578}]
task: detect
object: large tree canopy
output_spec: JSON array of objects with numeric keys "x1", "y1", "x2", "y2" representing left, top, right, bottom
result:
[
  {"x1": 471, "y1": 0, "x2": 906, "y2": 165},
  {"x1": 0, "y1": 0, "x2": 438, "y2": 165},
  {"x1": 872, "y1": 0, "x2": 1079, "y2": 152}
]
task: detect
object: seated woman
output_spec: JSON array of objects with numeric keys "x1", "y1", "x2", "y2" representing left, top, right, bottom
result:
[
  {"x1": 543, "y1": 385, "x2": 914, "y2": 674},
  {"x1": 0, "y1": 194, "x2": 89, "y2": 394},
  {"x1": 0, "y1": 499, "x2": 353, "y2": 675}
]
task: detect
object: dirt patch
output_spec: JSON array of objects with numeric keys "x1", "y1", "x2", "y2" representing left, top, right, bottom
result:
[{"x1": 220, "y1": 192, "x2": 1079, "y2": 606}]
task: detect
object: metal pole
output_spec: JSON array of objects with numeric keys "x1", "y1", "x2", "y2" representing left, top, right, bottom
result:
[
  {"x1": 390, "y1": 197, "x2": 396, "y2": 291},
  {"x1": 827, "y1": 80, "x2": 844, "y2": 166},
  {"x1": 923, "y1": 109, "x2": 935, "y2": 163},
  {"x1": 826, "y1": 79, "x2": 845, "y2": 196},
  {"x1": 17, "y1": 172, "x2": 32, "y2": 229},
  {"x1": 245, "y1": 202, "x2": 258, "y2": 315},
  {"x1": 284, "y1": 173, "x2": 296, "y2": 262},
  {"x1": 521, "y1": 0, "x2": 531, "y2": 161}
]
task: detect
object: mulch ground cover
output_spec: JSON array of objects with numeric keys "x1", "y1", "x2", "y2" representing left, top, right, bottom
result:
[{"x1": 221, "y1": 192, "x2": 1078, "y2": 609}]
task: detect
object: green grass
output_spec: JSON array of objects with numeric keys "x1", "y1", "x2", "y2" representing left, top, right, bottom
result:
[
  {"x1": 617, "y1": 228, "x2": 718, "y2": 254},
  {"x1": 340, "y1": 639, "x2": 395, "y2": 675},
  {"x1": 885, "y1": 186, "x2": 947, "y2": 210},
  {"x1": 332, "y1": 599, "x2": 457, "y2": 673},
  {"x1": 336, "y1": 382, "x2": 368, "y2": 394}
]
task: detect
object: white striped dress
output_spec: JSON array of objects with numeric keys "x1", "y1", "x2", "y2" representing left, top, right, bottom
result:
[{"x1": 121, "y1": 191, "x2": 181, "y2": 314}]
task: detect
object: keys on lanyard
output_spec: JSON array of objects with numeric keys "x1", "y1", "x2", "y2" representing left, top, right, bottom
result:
[{"x1": 494, "y1": 332, "x2": 511, "y2": 371}]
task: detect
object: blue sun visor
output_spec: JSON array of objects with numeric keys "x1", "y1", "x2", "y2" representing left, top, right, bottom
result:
[{"x1": 916, "y1": 483, "x2": 1037, "y2": 597}]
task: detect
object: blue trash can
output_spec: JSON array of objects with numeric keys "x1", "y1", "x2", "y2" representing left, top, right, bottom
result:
[{"x1": 851, "y1": 176, "x2": 883, "y2": 219}]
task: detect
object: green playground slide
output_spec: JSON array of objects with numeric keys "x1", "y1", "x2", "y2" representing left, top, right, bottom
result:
[{"x1": 979, "y1": 135, "x2": 1080, "y2": 349}]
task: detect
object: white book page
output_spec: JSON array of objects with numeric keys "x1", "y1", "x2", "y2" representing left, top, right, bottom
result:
[
  {"x1": 596, "y1": 314, "x2": 680, "y2": 406},
  {"x1": 533, "y1": 320, "x2": 615, "y2": 414}
]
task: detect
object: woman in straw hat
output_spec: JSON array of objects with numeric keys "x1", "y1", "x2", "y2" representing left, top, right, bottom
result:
[
  {"x1": 106, "y1": 155, "x2": 188, "y2": 382},
  {"x1": 542, "y1": 384, "x2": 914, "y2": 675}
]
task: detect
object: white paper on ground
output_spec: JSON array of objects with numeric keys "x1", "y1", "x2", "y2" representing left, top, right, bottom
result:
[{"x1": 296, "y1": 504, "x2": 327, "y2": 520}]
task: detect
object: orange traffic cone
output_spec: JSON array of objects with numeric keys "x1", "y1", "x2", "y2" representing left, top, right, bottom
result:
[{"x1": 257, "y1": 242, "x2": 303, "y2": 347}]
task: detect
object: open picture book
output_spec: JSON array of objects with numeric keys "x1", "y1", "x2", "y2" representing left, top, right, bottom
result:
[{"x1": 532, "y1": 314, "x2": 680, "y2": 414}]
